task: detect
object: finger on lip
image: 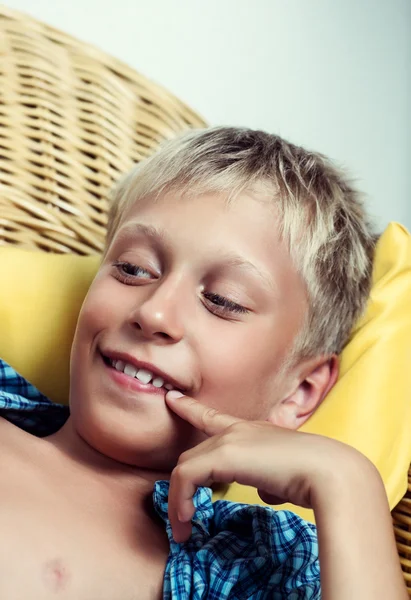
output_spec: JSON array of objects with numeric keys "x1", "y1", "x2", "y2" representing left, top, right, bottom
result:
[
  {"x1": 166, "y1": 390, "x2": 185, "y2": 400},
  {"x1": 165, "y1": 393, "x2": 204, "y2": 426},
  {"x1": 165, "y1": 393, "x2": 241, "y2": 437}
]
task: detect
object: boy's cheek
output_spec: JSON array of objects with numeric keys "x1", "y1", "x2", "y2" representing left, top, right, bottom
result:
[{"x1": 77, "y1": 283, "x2": 120, "y2": 334}]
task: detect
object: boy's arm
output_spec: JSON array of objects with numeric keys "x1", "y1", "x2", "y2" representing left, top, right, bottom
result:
[
  {"x1": 165, "y1": 393, "x2": 408, "y2": 599},
  {"x1": 313, "y1": 456, "x2": 407, "y2": 600}
]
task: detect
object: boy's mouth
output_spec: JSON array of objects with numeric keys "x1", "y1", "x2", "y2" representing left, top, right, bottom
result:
[{"x1": 101, "y1": 352, "x2": 185, "y2": 394}]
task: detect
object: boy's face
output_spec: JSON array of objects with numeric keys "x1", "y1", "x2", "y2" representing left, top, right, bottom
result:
[{"x1": 70, "y1": 190, "x2": 307, "y2": 469}]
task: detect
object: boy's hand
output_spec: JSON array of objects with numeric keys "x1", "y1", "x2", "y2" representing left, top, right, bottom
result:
[
  {"x1": 166, "y1": 393, "x2": 408, "y2": 598},
  {"x1": 165, "y1": 392, "x2": 359, "y2": 543}
]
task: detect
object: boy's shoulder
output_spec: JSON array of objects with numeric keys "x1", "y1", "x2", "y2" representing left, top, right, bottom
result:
[
  {"x1": 0, "y1": 414, "x2": 39, "y2": 457},
  {"x1": 0, "y1": 416, "x2": 51, "y2": 493}
]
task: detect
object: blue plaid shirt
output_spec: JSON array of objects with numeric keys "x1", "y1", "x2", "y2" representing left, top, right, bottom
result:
[{"x1": 0, "y1": 358, "x2": 321, "y2": 599}]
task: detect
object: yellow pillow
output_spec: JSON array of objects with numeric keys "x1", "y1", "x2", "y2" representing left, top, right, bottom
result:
[
  {"x1": 0, "y1": 222, "x2": 410, "y2": 522},
  {"x1": 0, "y1": 252, "x2": 100, "y2": 406}
]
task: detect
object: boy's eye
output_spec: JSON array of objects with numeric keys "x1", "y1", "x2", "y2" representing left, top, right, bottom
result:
[
  {"x1": 111, "y1": 262, "x2": 249, "y2": 316},
  {"x1": 203, "y1": 292, "x2": 249, "y2": 317},
  {"x1": 112, "y1": 261, "x2": 152, "y2": 283}
]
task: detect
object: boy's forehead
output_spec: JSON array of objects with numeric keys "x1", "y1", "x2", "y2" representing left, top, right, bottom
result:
[
  {"x1": 115, "y1": 189, "x2": 283, "y2": 252},
  {"x1": 119, "y1": 187, "x2": 280, "y2": 228}
]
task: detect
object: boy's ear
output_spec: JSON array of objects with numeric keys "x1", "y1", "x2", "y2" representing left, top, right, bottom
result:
[{"x1": 268, "y1": 355, "x2": 339, "y2": 430}]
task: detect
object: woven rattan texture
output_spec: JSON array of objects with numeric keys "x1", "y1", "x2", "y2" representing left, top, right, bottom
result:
[
  {"x1": 394, "y1": 468, "x2": 411, "y2": 594},
  {"x1": 0, "y1": 5, "x2": 205, "y2": 254}
]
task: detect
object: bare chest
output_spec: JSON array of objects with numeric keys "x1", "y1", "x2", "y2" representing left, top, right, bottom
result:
[{"x1": 0, "y1": 475, "x2": 169, "y2": 600}]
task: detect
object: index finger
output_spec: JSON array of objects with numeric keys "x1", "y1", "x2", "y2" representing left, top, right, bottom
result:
[{"x1": 165, "y1": 391, "x2": 242, "y2": 437}]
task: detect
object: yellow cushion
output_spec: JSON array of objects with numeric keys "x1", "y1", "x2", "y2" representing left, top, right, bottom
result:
[
  {"x1": 0, "y1": 252, "x2": 100, "y2": 406},
  {"x1": 0, "y1": 222, "x2": 410, "y2": 522}
]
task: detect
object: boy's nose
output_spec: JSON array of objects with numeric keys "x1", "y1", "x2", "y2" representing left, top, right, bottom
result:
[{"x1": 129, "y1": 283, "x2": 185, "y2": 343}]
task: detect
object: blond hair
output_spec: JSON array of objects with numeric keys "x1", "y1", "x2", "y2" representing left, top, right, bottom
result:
[{"x1": 107, "y1": 127, "x2": 376, "y2": 360}]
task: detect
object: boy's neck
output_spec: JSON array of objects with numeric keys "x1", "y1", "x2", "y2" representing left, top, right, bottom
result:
[{"x1": 44, "y1": 417, "x2": 171, "y2": 511}]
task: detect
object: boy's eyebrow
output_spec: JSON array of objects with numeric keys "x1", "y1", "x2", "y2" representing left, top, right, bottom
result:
[
  {"x1": 116, "y1": 223, "x2": 276, "y2": 292},
  {"x1": 116, "y1": 223, "x2": 171, "y2": 250},
  {"x1": 219, "y1": 253, "x2": 277, "y2": 293}
]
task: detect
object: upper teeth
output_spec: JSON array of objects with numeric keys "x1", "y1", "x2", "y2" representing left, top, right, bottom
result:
[{"x1": 112, "y1": 360, "x2": 174, "y2": 390}]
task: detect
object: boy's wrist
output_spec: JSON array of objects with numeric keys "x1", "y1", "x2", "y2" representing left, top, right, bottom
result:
[{"x1": 309, "y1": 442, "x2": 385, "y2": 515}]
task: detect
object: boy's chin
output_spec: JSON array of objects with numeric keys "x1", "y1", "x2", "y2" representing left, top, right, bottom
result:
[{"x1": 74, "y1": 407, "x2": 199, "y2": 472}]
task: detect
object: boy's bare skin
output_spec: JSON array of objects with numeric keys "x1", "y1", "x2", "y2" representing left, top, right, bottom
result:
[
  {"x1": 0, "y1": 418, "x2": 168, "y2": 600},
  {"x1": 0, "y1": 189, "x2": 407, "y2": 599}
]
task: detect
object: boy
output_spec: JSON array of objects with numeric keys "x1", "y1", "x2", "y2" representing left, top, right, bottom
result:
[{"x1": 0, "y1": 127, "x2": 406, "y2": 599}]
